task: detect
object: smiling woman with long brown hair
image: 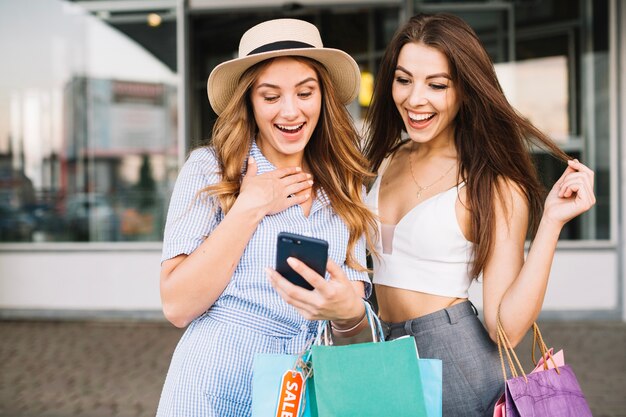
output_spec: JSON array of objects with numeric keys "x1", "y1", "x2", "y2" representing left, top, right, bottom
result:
[
  {"x1": 272, "y1": 12, "x2": 597, "y2": 417},
  {"x1": 363, "y1": 13, "x2": 596, "y2": 416}
]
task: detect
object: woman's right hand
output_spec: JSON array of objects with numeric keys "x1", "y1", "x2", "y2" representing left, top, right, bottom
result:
[
  {"x1": 266, "y1": 258, "x2": 366, "y2": 324},
  {"x1": 543, "y1": 159, "x2": 596, "y2": 226},
  {"x1": 236, "y1": 156, "x2": 314, "y2": 216}
]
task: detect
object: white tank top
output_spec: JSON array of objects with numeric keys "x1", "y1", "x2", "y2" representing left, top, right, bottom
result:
[{"x1": 365, "y1": 168, "x2": 473, "y2": 298}]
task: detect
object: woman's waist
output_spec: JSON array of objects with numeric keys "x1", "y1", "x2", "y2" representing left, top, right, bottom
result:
[
  {"x1": 202, "y1": 298, "x2": 316, "y2": 337},
  {"x1": 375, "y1": 284, "x2": 468, "y2": 322},
  {"x1": 379, "y1": 299, "x2": 478, "y2": 335}
]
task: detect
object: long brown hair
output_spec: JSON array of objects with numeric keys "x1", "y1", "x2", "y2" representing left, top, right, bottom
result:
[
  {"x1": 364, "y1": 13, "x2": 569, "y2": 278},
  {"x1": 204, "y1": 56, "x2": 377, "y2": 270}
]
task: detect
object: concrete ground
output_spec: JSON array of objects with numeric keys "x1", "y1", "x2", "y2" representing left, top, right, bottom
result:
[{"x1": 0, "y1": 319, "x2": 624, "y2": 417}]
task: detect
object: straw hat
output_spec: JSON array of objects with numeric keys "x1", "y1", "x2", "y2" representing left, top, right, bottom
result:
[{"x1": 207, "y1": 18, "x2": 360, "y2": 115}]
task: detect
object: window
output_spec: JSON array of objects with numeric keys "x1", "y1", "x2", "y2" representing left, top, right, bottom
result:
[
  {"x1": 0, "y1": 0, "x2": 179, "y2": 242},
  {"x1": 190, "y1": 5, "x2": 401, "y2": 143},
  {"x1": 415, "y1": 0, "x2": 610, "y2": 240}
]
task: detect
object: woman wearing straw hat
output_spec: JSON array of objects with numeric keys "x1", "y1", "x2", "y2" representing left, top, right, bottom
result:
[{"x1": 156, "y1": 18, "x2": 376, "y2": 416}]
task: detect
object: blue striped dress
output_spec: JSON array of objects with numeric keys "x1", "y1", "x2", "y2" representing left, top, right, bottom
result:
[{"x1": 156, "y1": 140, "x2": 370, "y2": 417}]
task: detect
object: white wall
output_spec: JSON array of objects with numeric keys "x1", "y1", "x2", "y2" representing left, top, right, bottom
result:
[
  {"x1": 0, "y1": 248, "x2": 619, "y2": 319},
  {"x1": 469, "y1": 249, "x2": 619, "y2": 316},
  {"x1": 0, "y1": 248, "x2": 163, "y2": 317}
]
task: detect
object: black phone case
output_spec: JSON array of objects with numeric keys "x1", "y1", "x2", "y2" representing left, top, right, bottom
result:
[{"x1": 275, "y1": 232, "x2": 328, "y2": 291}]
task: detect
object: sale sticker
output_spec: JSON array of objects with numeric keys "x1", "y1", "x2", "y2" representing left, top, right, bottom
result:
[{"x1": 275, "y1": 369, "x2": 305, "y2": 417}]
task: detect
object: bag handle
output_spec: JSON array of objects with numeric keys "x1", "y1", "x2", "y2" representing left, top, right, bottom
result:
[
  {"x1": 531, "y1": 323, "x2": 559, "y2": 371},
  {"x1": 295, "y1": 300, "x2": 383, "y2": 390},
  {"x1": 496, "y1": 310, "x2": 561, "y2": 384},
  {"x1": 496, "y1": 312, "x2": 527, "y2": 382},
  {"x1": 314, "y1": 299, "x2": 384, "y2": 346}
]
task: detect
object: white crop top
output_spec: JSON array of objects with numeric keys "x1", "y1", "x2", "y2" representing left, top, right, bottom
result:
[{"x1": 365, "y1": 172, "x2": 473, "y2": 298}]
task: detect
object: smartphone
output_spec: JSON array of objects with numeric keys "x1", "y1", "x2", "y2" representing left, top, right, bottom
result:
[{"x1": 275, "y1": 232, "x2": 329, "y2": 291}]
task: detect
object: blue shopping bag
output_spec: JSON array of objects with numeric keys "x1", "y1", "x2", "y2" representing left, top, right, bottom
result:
[
  {"x1": 251, "y1": 353, "x2": 313, "y2": 417},
  {"x1": 417, "y1": 351, "x2": 443, "y2": 417}
]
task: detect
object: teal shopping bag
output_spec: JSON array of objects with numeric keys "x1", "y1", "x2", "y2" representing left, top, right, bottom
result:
[{"x1": 309, "y1": 336, "x2": 429, "y2": 417}]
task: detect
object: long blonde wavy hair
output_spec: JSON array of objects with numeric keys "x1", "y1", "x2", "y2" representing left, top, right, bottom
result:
[{"x1": 202, "y1": 56, "x2": 377, "y2": 271}]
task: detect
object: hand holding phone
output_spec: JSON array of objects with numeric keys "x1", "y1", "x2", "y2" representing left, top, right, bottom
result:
[{"x1": 275, "y1": 232, "x2": 328, "y2": 291}]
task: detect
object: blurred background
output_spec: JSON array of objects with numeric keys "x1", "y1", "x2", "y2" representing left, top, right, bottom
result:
[{"x1": 0, "y1": 0, "x2": 624, "y2": 416}]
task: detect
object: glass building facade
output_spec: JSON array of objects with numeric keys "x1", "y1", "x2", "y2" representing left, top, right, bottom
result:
[{"x1": 0, "y1": 0, "x2": 623, "y2": 320}]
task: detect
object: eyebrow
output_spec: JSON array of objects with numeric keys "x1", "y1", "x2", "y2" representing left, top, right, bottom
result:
[
  {"x1": 396, "y1": 65, "x2": 451, "y2": 80},
  {"x1": 256, "y1": 77, "x2": 319, "y2": 90}
]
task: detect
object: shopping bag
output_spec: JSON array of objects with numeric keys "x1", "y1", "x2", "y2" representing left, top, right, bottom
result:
[
  {"x1": 416, "y1": 349, "x2": 443, "y2": 417},
  {"x1": 495, "y1": 316, "x2": 593, "y2": 417},
  {"x1": 251, "y1": 352, "x2": 313, "y2": 417},
  {"x1": 307, "y1": 302, "x2": 435, "y2": 417},
  {"x1": 493, "y1": 348, "x2": 564, "y2": 417}
]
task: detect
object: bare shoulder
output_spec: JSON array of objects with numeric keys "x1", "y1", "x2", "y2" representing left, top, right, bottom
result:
[
  {"x1": 495, "y1": 177, "x2": 528, "y2": 206},
  {"x1": 493, "y1": 176, "x2": 530, "y2": 226}
]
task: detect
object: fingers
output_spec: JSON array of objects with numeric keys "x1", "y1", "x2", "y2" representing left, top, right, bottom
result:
[
  {"x1": 244, "y1": 156, "x2": 257, "y2": 177},
  {"x1": 326, "y1": 259, "x2": 349, "y2": 283},
  {"x1": 280, "y1": 173, "x2": 313, "y2": 210},
  {"x1": 242, "y1": 163, "x2": 313, "y2": 214},
  {"x1": 286, "y1": 257, "x2": 327, "y2": 288},
  {"x1": 552, "y1": 160, "x2": 596, "y2": 213},
  {"x1": 284, "y1": 193, "x2": 311, "y2": 209},
  {"x1": 326, "y1": 260, "x2": 365, "y2": 299},
  {"x1": 557, "y1": 160, "x2": 595, "y2": 199},
  {"x1": 247, "y1": 162, "x2": 306, "y2": 181},
  {"x1": 271, "y1": 166, "x2": 303, "y2": 179},
  {"x1": 558, "y1": 177, "x2": 596, "y2": 207},
  {"x1": 266, "y1": 170, "x2": 313, "y2": 202},
  {"x1": 567, "y1": 159, "x2": 594, "y2": 179},
  {"x1": 265, "y1": 267, "x2": 322, "y2": 319},
  {"x1": 554, "y1": 159, "x2": 592, "y2": 189},
  {"x1": 267, "y1": 260, "x2": 365, "y2": 322},
  {"x1": 280, "y1": 172, "x2": 313, "y2": 189},
  {"x1": 284, "y1": 178, "x2": 314, "y2": 198},
  {"x1": 554, "y1": 165, "x2": 576, "y2": 188}
]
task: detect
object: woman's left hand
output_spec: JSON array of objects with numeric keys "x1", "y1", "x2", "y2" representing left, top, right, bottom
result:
[
  {"x1": 543, "y1": 159, "x2": 596, "y2": 225},
  {"x1": 266, "y1": 258, "x2": 364, "y2": 322}
]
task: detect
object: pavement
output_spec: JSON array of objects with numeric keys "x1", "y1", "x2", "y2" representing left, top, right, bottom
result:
[{"x1": 0, "y1": 318, "x2": 625, "y2": 417}]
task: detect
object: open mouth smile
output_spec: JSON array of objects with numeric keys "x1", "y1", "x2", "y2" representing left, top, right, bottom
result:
[
  {"x1": 275, "y1": 123, "x2": 305, "y2": 133},
  {"x1": 408, "y1": 112, "x2": 435, "y2": 123}
]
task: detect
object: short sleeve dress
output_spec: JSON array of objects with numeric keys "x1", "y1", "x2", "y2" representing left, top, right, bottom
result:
[{"x1": 156, "y1": 140, "x2": 370, "y2": 417}]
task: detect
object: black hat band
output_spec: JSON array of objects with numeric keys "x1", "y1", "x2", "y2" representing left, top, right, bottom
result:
[{"x1": 247, "y1": 40, "x2": 315, "y2": 56}]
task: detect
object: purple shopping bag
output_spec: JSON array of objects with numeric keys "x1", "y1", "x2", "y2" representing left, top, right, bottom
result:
[
  {"x1": 504, "y1": 364, "x2": 592, "y2": 417},
  {"x1": 495, "y1": 319, "x2": 592, "y2": 417},
  {"x1": 493, "y1": 348, "x2": 564, "y2": 417}
]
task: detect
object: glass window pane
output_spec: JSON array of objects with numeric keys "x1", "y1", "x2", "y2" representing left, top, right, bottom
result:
[
  {"x1": 413, "y1": 0, "x2": 610, "y2": 241},
  {"x1": 192, "y1": 7, "x2": 401, "y2": 142},
  {"x1": 0, "y1": 0, "x2": 179, "y2": 242}
]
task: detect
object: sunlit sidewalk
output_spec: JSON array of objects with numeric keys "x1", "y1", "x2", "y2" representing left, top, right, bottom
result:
[{"x1": 0, "y1": 319, "x2": 624, "y2": 417}]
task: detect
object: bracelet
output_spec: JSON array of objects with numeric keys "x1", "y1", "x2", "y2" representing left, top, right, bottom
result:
[{"x1": 331, "y1": 310, "x2": 367, "y2": 334}]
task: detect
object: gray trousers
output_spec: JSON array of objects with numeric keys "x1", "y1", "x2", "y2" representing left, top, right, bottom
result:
[{"x1": 381, "y1": 301, "x2": 504, "y2": 417}]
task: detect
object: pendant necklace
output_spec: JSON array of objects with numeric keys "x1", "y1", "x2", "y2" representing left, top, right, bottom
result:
[{"x1": 408, "y1": 142, "x2": 456, "y2": 200}]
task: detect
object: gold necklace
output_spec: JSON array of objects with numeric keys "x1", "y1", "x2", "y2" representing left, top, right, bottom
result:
[{"x1": 408, "y1": 142, "x2": 456, "y2": 200}]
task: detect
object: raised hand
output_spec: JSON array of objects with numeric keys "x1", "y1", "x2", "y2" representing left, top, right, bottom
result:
[
  {"x1": 237, "y1": 156, "x2": 314, "y2": 216},
  {"x1": 543, "y1": 159, "x2": 596, "y2": 225}
]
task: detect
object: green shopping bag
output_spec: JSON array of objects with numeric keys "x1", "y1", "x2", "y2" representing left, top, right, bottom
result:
[
  {"x1": 306, "y1": 303, "x2": 429, "y2": 417},
  {"x1": 309, "y1": 337, "x2": 428, "y2": 416}
]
